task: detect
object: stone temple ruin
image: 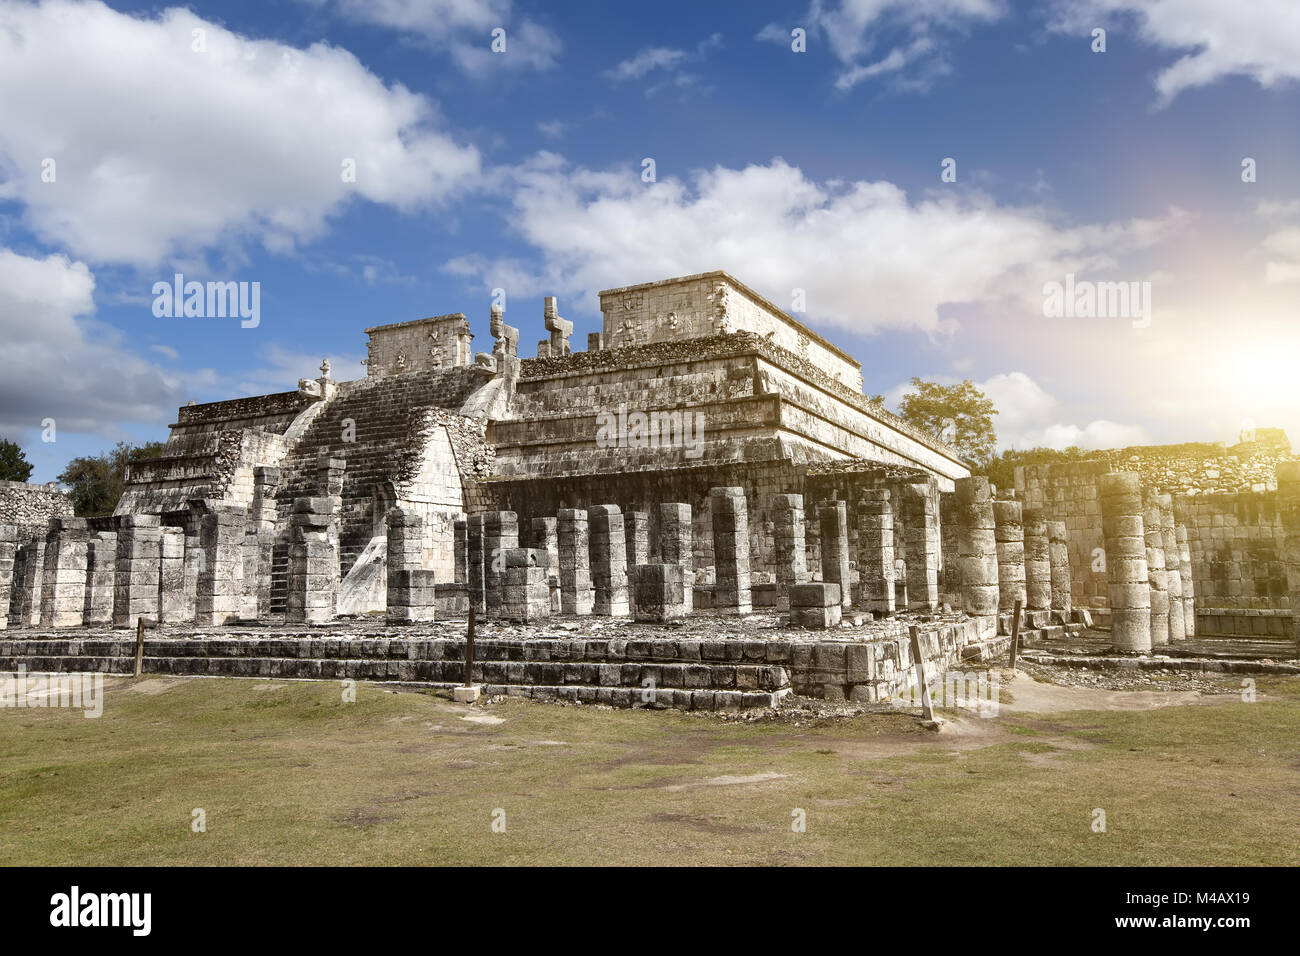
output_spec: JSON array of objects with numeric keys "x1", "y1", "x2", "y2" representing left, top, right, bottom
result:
[{"x1": 2, "y1": 270, "x2": 1299, "y2": 709}]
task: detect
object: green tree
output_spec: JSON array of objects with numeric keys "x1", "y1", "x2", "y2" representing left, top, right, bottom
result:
[
  {"x1": 0, "y1": 438, "x2": 34, "y2": 482},
  {"x1": 895, "y1": 378, "x2": 998, "y2": 466},
  {"x1": 57, "y1": 441, "x2": 167, "y2": 517}
]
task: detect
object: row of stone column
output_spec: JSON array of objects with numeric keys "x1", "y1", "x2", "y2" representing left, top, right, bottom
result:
[
  {"x1": 2, "y1": 477, "x2": 338, "y2": 630},
  {"x1": 953, "y1": 477, "x2": 1076, "y2": 635}
]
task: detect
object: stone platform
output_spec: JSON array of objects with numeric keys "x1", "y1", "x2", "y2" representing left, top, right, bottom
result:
[{"x1": 0, "y1": 613, "x2": 1002, "y2": 711}]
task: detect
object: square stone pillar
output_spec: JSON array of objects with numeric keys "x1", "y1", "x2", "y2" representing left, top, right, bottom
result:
[
  {"x1": 113, "y1": 515, "x2": 161, "y2": 626},
  {"x1": 286, "y1": 497, "x2": 336, "y2": 625},
  {"x1": 0, "y1": 525, "x2": 15, "y2": 630},
  {"x1": 590, "y1": 504, "x2": 629, "y2": 616},
  {"x1": 1047, "y1": 520, "x2": 1072, "y2": 619},
  {"x1": 1099, "y1": 472, "x2": 1151, "y2": 653},
  {"x1": 503, "y1": 548, "x2": 550, "y2": 622},
  {"x1": 387, "y1": 506, "x2": 434, "y2": 623},
  {"x1": 531, "y1": 516, "x2": 561, "y2": 612},
  {"x1": 1176, "y1": 522, "x2": 1196, "y2": 638},
  {"x1": 83, "y1": 531, "x2": 117, "y2": 626},
  {"x1": 624, "y1": 511, "x2": 650, "y2": 569},
  {"x1": 467, "y1": 515, "x2": 486, "y2": 614},
  {"x1": 1158, "y1": 495, "x2": 1184, "y2": 643},
  {"x1": 632, "y1": 564, "x2": 686, "y2": 622},
  {"x1": 453, "y1": 518, "x2": 468, "y2": 585},
  {"x1": 39, "y1": 518, "x2": 88, "y2": 628},
  {"x1": 856, "y1": 489, "x2": 894, "y2": 615},
  {"x1": 483, "y1": 511, "x2": 518, "y2": 618},
  {"x1": 709, "y1": 487, "x2": 751, "y2": 614},
  {"x1": 790, "y1": 582, "x2": 842, "y2": 629},
  {"x1": 557, "y1": 508, "x2": 594, "y2": 615},
  {"x1": 194, "y1": 504, "x2": 247, "y2": 626},
  {"x1": 13, "y1": 537, "x2": 47, "y2": 626},
  {"x1": 954, "y1": 477, "x2": 999, "y2": 631},
  {"x1": 819, "y1": 500, "x2": 851, "y2": 611},
  {"x1": 658, "y1": 502, "x2": 694, "y2": 613},
  {"x1": 1141, "y1": 488, "x2": 1170, "y2": 647},
  {"x1": 158, "y1": 527, "x2": 189, "y2": 624},
  {"x1": 1277, "y1": 462, "x2": 1300, "y2": 651},
  {"x1": 902, "y1": 483, "x2": 940, "y2": 612},
  {"x1": 1022, "y1": 508, "x2": 1051, "y2": 612},
  {"x1": 992, "y1": 499, "x2": 1027, "y2": 613},
  {"x1": 772, "y1": 494, "x2": 807, "y2": 612}
]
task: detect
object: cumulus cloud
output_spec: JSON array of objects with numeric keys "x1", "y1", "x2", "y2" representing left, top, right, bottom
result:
[
  {"x1": 302, "y1": 0, "x2": 561, "y2": 74},
  {"x1": 979, "y1": 371, "x2": 1150, "y2": 450},
  {"x1": 1051, "y1": 0, "x2": 1300, "y2": 106},
  {"x1": 0, "y1": 249, "x2": 187, "y2": 436},
  {"x1": 444, "y1": 154, "x2": 1175, "y2": 338},
  {"x1": 760, "y1": 0, "x2": 1004, "y2": 91},
  {"x1": 606, "y1": 34, "x2": 722, "y2": 95},
  {"x1": 0, "y1": 0, "x2": 483, "y2": 268}
]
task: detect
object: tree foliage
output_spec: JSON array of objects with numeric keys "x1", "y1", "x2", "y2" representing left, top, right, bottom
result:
[
  {"x1": 0, "y1": 439, "x2": 34, "y2": 482},
  {"x1": 57, "y1": 441, "x2": 167, "y2": 517},
  {"x1": 894, "y1": 378, "x2": 998, "y2": 466}
]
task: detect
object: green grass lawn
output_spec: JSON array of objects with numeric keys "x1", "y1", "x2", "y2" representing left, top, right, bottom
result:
[{"x1": 2, "y1": 674, "x2": 1298, "y2": 866}]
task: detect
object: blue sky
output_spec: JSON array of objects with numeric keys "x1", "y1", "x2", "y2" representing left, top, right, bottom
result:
[{"x1": 1, "y1": 0, "x2": 1298, "y2": 481}]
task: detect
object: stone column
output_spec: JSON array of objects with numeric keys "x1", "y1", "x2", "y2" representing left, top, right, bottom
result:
[
  {"x1": 631, "y1": 564, "x2": 686, "y2": 622},
  {"x1": 1176, "y1": 522, "x2": 1196, "y2": 638},
  {"x1": 819, "y1": 500, "x2": 852, "y2": 610},
  {"x1": 250, "y1": 466, "x2": 279, "y2": 621},
  {"x1": 1047, "y1": 520, "x2": 1072, "y2": 620},
  {"x1": 531, "y1": 517, "x2": 560, "y2": 612},
  {"x1": 0, "y1": 525, "x2": 15, "y2": 630},
  {"x1": 483, "y1": 511, "x2": 518, "y2": 618},
  {"x1": 1141, "y1": 487, "x2": 1170, "y2": 647},
  {"x1": 453, "y1": 518, "x2": 468, "y2": 585},
  {"x1": 1278, "y1": 462, "x2": 1300, "y2": 651},
  {"x1": 13, "y1": 538, "x2": 46, "y2": 626},
  {"x1": 658, "y1": 503, "x2": 694, "y2": 613},
  {"x1": 113, "y1": 515, "x2": 161, "y2": 626},
  {"x1": 195, "y1": 504, "x2": 247, "y2": 626},
  {"x1": 39, "y1": 518, "x2": 88, "y2": 628},
  {"x1": 1098, "y1": 472, "x2": 1151, "y2": 653},
  {"x1": 387, "y1": 506, "x2": 434, "y2": 623},
  {"x1": 1023, "y1": 508, "x2": 1051, "y2": 612},
  {"x1": 857, "y1": 489, "x2": 894, "y2": 615},
  {"x1": 1158, "y1": 495, "x2": 1185, "y2": 643},
  {"x1": 954, "y1": 477, "x2": 999, "y2": 631},
  {"x1": 557, "y1": 508, "x2": 594, "y2": 615},
  {"x1": 993, "y1": 499, "x2": 1027, "y2": 614},
  {"x1": 790, "y1": 582, "x2": 842, "y2": 629},
  {"x1": 158, "y1": 527, "x2": 189, "y2": 624},
  {"x1": 902, "y1": 483, "x2": 940, "y2": 612},
  {"x1": 285, "y1": 497, "x2": 336, "y2": 624},
  {"x1": 467, "y1": 515, "x2": 486, "y2": 614},
  {"x1": 590, "y1": 504, "x2": 629, "y2": 616},
  {"x1": 503, "y1": 548, "x2": 550, "y2": 622},
  {"x1": 83, "y1": 531, "x2": 116, "y2": 626},
  {"x1": 772, "y1": 494, "x2": 806, "y2": 612},
  {"x1": 624, "y1": 511, "x2": 649, "y2": 569},
  {"x1": 709, "y1": 487, "x2": 752, "y2": 614}
]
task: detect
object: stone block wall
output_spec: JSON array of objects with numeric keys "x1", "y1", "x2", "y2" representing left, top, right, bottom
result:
[{"x1": 0, "y1": 480, "x2": 74, "y2": 546}]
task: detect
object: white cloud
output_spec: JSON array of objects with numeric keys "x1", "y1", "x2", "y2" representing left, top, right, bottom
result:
[
  {"x1": 0, "y1": 249, "x2": 187, "y2": 436},
  {"x1": 1051, "y1": 0, "x2": 1300, "y2": 106},
  {"x1": 606, "y1": 34, "x2": 722, "y2": 95},
  {"x1": 765, "y1": 0, "x2": 1004, "y2": 91},
  {"x1": 0, "y1": 0, "x2": 482, "y2": 268},
  {"x1": 1263, "y1": 227, "x2": 1300, "y2": 284},
  {"x1": 304, "y1": 0, "x2": 560, "y2": 74},
  {"x1": 979, "y1": 371, "x2": 1150, "y2": 450},
  {"x1": 445, "y1": 154, "x2": 1175, "y2": 338}
]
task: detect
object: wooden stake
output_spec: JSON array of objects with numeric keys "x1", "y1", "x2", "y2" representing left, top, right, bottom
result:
[
  {"x1": 908, "y1": 625, "x2": 934, "y2": 721},
  {"x1": 464, "y1": 605, "x2": 476, "y2": 687},
  {"x1": 134, "y1": 617, "x2": 145, "y2": 678},
  {"x1": 1009, "y1": 598, "x2": 1023, "y2": 671}
]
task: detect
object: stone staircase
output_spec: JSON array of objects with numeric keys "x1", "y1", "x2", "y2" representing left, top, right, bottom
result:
[{"x1": 268, "y1": 367, "x2": 482, "y2": 614}]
